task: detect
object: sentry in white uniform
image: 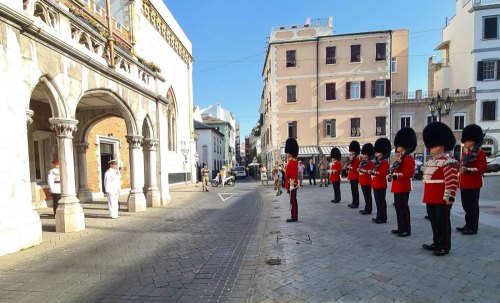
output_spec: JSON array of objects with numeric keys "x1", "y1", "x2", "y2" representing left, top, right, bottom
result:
[{"x1": 104, "y1": 160, "x2": 121, "y2": 219}]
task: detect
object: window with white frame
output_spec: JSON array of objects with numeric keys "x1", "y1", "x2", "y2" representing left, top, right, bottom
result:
[
  {"x1": 375, "y1": 43, "x2": 386, "y2": 61},
  {"x1": 482, "y1": 100, "x2": 497, "y2": 121},
  {"x1": 350, "y1": 118, "x2": 361, "y2": 137},
  {"x1": 375, "y1": 80, "x2": 385, "y2": 97},
  {"x1": 483, "y1": 61, "x2": 497, "y2": 80},
  {"x1": 453, "y1": 113, "x2": 466, "y2": 130},
  {"x1": 324, "y1": 119, "x2": 336, "y2": 138},
  {"x1": 286, "y1": 85, "x2": 297, "y2": 103},
  {"x1": 426, "y1": 114, "x2": 438, "y2": 125},
  {"x1": 484, "y1": 15, "x2": 499, "y2": 39},
  {"x1": 350, "y1": 82, "x2": 360, "y2": 99},
  {"x1": 391, "y1": 57, "x2": 397, "y2": 73},
  {"x1": 400, "y1": 115, "x2": 412, "y2": 129},
  {"x1": 375, "y1": 116, "x2": 386, "y2": 136}
]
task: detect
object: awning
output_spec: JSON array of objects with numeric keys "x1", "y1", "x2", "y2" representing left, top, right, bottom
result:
[
  {"x1": 434, "y1": 40, "x2": 450, "y2": 51},
  {"x1": 319, "y1": 145, "x2": 350, "y2": 156},
  {"x1": 280, "y1": 146, "x2": 319, "y2": 156}
]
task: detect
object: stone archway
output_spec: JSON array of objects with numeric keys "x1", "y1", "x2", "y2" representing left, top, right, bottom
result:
[{"x1": 142, "y1": 116, "x2": 161, "y2": 207}]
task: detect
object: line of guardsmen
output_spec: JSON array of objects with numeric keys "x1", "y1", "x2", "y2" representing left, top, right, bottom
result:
[{"x1": 282, "y1": 122, "x2": 487, "y2": 257}]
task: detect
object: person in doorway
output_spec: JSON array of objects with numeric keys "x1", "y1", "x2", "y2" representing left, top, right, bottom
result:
[
  {"x1": 307, "y1": 159, "x2": 316, "y2": 185},
  {"x1": 358, "y1": 143, "x2": 374, "y2": 215},
  {"x1": 347, "y1": 141, "x2": 361, "y2": 209},
  {"x1": 201, "y1": 163, "x2": 210, "y2": 192},
  {"x1": 421, "y1": 122, "x2": 459, "y2": 256},
  {"x1": 298, "y1": 161, "x2": 305, "y2": 186},
  {"x1": 104, "y1": 159, "x2": 121, "y2": 219},
  {"x1": 369, "y1": 138, "x2": 391, "y2": 224},
  {"x1": 47, "y1": 159, "x2": 61, "y2": 215},
  {"x1": 329, "y1": 147, "x2": 342, "y2": 203},
  {"x1": 285, "y1": 138, "x2": 300, "y2": 222}
]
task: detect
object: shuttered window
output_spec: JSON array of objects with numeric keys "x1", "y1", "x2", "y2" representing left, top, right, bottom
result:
[
  {"x1": 323, "y1": 119, "x2": 336, "y2": 138},
  {"x1": 326, "y1": 83, "x2": 336, "y2": 100},
  {"x1": 376, "y1": 43, "x2": 386, "y2": 61}
]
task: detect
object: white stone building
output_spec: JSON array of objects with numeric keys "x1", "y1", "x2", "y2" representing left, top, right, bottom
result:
[
  {"x1": 429, "y1": 0, "x2": 500, "y2": 155},
  {"x1": 194, "y1": 120, "x2": 224, "y2": 178},
  {"x1": 0, "y1": 0, "x2": 194, "y2": 256}
]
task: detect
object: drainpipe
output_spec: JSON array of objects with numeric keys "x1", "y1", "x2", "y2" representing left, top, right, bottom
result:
[
  {"x1": 389, "y1": 31, "x2": 392, "y2": 142},
  {"x1": 316, "y1": 37, "x2": 320, "y2": 152},
  {"x1": 105, "y1": 0, "x2": 115, "y2": 68}
]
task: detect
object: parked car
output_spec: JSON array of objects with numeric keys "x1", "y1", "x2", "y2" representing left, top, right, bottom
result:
[
  {"x1": 486, "y1": 152, "x2": 500, "y2": 173},
  {"x1": 232, "y1": 166, "x2": 247, "y2": 179}
]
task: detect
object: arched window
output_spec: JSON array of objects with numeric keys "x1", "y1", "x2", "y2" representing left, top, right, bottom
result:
[{"x1": 167, "y1": 88, "x2": 177, "y2": 152}]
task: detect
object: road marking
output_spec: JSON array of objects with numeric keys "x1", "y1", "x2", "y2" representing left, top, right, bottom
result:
[{"x1": 218, "y1": 193, "x2": 235, "y2": 202}]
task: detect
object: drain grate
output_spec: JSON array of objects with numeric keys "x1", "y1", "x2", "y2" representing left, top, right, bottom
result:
[{"x1": 265, "y1": 258, "x2": 282, "y2": 265}]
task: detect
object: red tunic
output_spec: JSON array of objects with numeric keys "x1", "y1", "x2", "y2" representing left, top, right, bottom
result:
[
  {"x1": 371, "y1": 160, "x2": 389, "y2": 189},
  {"x1": 459, "y1": 149, "x2": 487, "y2": 189},
  {"x1": 358, "y1": 160, "x2": 373, "y2": 186},
  {"x1": 285, "y1": 158, "x2": 298, "y2": 190},
  {"x1": 347, "y1": 157, "x2": 360, "y2": 181},
  {"x1": 423, "y1": 155, "x2": 459, "y2": 204},
  {"x1": 390, "y1": 155, "x2": 415, "y2": 193},
  {"x1": 329, "y1": 161, "x2": 342, "y2": 182}
]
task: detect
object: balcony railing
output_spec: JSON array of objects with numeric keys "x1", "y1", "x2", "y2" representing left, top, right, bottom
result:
[{"x1": 393, "y1": 88, "x2": 476, "y2": 103}]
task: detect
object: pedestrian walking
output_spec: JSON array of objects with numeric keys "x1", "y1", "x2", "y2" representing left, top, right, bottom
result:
[
  {"x1": 201, "y1": 163, "x2": 210, "y2": 192},
  {"x1": 285, "y1": 138, "x2": 299, "y2": 222},
  {"x1": 260, "y1": 164, "x2": 268, "y2": 186},
  {"x1": 421, "y1": 122, "x2": 459, "y2": 256},
  {"x1": 319, "y1": 156, "x2": 329, "y2": 187},
  {"x1": 298, "y1": 161, "x2": 305, "y2": 186},
  {"x1": 369, "y1": 138, "x2": 391, "y2": 224},
  {"x1": 458, "y1": 124, "x2": 487, "y2": 235},
  {"x1": 104, "y1": 159, "x2": 121, "y2": 219},
  {"x1": 388, "y1": 127, "x2": 416, "y2": 235},
  {"x1": 329, "y1": 147, "x2": 342, "y2": 203},
  {"x1": 307, "y1": 159, "x2": 316, "y2": 185},
  {"x1": 47, "y1": 159, "x2": 61, "y2": 215},
  {"x1": 358, "y1": 143, "x2": 374, "y2": 215},
  {"x1": 347, "y1": 140, "x2": 361, "y2": 209}
]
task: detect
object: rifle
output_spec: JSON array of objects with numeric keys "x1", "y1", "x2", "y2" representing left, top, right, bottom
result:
[
  {"x1": 462, "y1": 129, "x2": 488, "y2": 166},
  {"x1": 387, "y1": 149, "x2": 412, "y2": 182}
]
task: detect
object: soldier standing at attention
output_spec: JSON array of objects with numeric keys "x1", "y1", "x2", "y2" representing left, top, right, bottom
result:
[
  {"x1": 369, "y1": 138, "x2": 391, "y2": 224},
  {"x1": 201, "y1": 163, "x2": 210, "y2": 192},
  {"x1": 358, "y1": 143, "x2": 374, "y2": 215},
  {"x1": 389, "y1": 128, "x2": 416, "y2": 235},
  {"x1": 47, "y1": 160, "x2": 61, "y2": 215},
  {"x1": 285, "y1": 138, "x2": 299, "y2": 223},
  {"x1": 104, "y1": 159, "x2": 121, "y2": 219},
  {"x1": 329, "y1": 147, "x2": 342, "y2": 203},
  {"x1": 347, "y1": 141, "x2": 361, "y2": 209},
  {"x1": 421, "y1": 122, "x2": 459, "y2": 256},
  {"x1": 458, "y1": 124, "x2": 487, "y2": 235}
]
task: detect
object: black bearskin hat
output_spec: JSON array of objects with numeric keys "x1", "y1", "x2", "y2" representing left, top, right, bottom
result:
[
  {"x1": 461, "y1": 124, "x2": 483, "y2": 144},
  {"x1": 374, "y1": 138, "x2": 391, "y2": 156},
  {"x1": 394, "y1": 127, "x2": 417, "y2": 153},
  {"x1": 361, "y1": 143, "x2": 375, "y2": 159},
  {"x1": 330, "y1": 147, "x2": 341, "y2": 161},
  {"x1": 423, "y1": 122, "x2": 456, "y2": 151},
  {"x1": 349, "y1": 140, "x2": 361, "y2": 154},
  {"x1": 285, "y1": 137, "x2": 299, "y2": 158}
]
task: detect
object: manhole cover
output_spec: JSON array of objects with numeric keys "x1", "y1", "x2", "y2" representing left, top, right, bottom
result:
[
  {"x1": 265, "y1": 258, "x2": 282, "y2": 265},
  {"x1": 269, "y1": 230, "x2": 281, "y2": 234}
]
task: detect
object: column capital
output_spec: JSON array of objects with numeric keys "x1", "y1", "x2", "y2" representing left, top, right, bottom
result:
[
  {"x1": 126, "y1": 135, "x2": 143, "y2": 149},
  {"x1": 49, "y1": 118, "x2": 78, "y2": 139},
  {"x1": 75, "y1": 142, "x2": 89, "y2": 153},
  {"x1": 142, "y1": 139, "x2": 159, "y2": 151},
  {"x1": 26, "y1": 109, "x2": 34, "y2": 125}
]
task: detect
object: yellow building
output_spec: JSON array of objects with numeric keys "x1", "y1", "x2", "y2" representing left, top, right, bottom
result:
[{"x1": 259, "y1": 17, "x2": 408, "y2": 168}]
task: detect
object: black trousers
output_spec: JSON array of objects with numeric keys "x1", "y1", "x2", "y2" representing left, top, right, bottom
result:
[
  {"x1": 350, "y1": 180, "x2": 359, "y2": 207},
  {"x1": 460, "y1": 188, "x2": 480, "y2": 232},
  {"x1": 361, "y1": 185, "x2": 372, "y2": 213},
  {"x1": 394, "y1": 192, "x2": 411, "y2": 233},
  {"x1": 332, "y1": 181, "x2": 341, "y2": 202},
  {"x1": 309, "y1": 172, "x2": 316, "y2": 185},
  {"x1": 290, "y1": 189, "x2": 298, "y2": 221},
  {"x1": 52, "y1": 193, "x2": 61, "y2": 215},
  {"x1": 427, "y1": 203, "x2": 452, "y2": 251},
  {"x1": 373, "y1": 188, "x2": 387, "y2": 222}
]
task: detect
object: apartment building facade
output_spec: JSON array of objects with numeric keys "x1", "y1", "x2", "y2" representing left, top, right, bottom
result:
[
  {"x1": 429, "y1": 0, "x2": 500, "y2": 155},
  {"x1": 260, "y1": 17, "x2": 408, "y2": 168}
]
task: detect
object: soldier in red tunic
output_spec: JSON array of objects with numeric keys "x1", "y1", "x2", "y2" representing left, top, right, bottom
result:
[
  {"x1": 329, "y1": 147, "x2": 342, "y2": 203},
  {"x1": 358, "y1": 143, "x2": 374, "y2": 215},
  {"x1": 285, "y1": 138, "x2": 299, "y2": 222},
  {"x1": 389, "y1": 128, "x2": 416, "y2": 235},
  {"x1": 347, "y1": 141, "x2": 361, "y2": 209},
  {"x1": 369, "y1": 138, "x2": 391, "y2": 224},
  {"x1": 421, "y1": 122, "x2": 459, "y2": 256},
  {"x1": 458, "y1": 124, "x2": 487, "y2": 235}
]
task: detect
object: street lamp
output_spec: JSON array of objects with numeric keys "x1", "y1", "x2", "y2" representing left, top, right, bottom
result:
[
  {"x1": 181, "y1": 147, "x2": 190, "y2": 186},
  {"x1": 428, "y1": 94, "x2": 455, "y2": 122}
]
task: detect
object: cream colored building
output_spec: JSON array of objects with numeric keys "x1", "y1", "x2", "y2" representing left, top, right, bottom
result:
[
  {"x1": 259, "y1": 17, "x2": 408, "y2": 168},
  {"x1": 0, "y1": 0, "x2": 195, "y2": 256}
]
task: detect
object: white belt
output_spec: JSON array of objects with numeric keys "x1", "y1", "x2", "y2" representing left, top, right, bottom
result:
[{"x1": 423, "y1": 179, "x2": 445, "y2": 184}]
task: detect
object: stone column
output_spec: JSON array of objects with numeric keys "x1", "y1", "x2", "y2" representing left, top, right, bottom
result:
[
  {"x1": 143, "y1": 139, "x2": 161, "y2": 207},
  {"x1": 75, "y1": 143, "x2": 93, "y2": 202},
  {"x1": 49, "y1": 118, "x2": 85, "y2": 232},
  {"x1": 126, "y1": 135, "x2": 146, "y2": 212}
]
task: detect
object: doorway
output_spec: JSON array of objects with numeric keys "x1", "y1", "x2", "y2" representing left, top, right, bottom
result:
[{"x1": 100, "y1": 143, "x2": 114, "y2": 192}]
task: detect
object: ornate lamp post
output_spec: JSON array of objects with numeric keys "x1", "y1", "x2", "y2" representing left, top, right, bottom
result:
[
  {"x1": 181, "y1": 147, "x2": 190, "y2": 186},
  {"x1": 428, "y1": 94, "x2": 455, "y2": 122}
]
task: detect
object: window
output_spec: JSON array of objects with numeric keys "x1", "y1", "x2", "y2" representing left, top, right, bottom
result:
[
  {"x1": 33, "y1": 140, "x2": 44, "y2": 181},
  {"x1": 374, "y1": 80, "x2": 385, "y2": 97},
  {"x1": 286, "y1": 85, "x2": 297, "y2": 103},
  {"x1": 391, "y1": 57, "x2": 397, "y2": 73},
  {"x1": 350, "y1": 44, "x2": 361, "y2": 62},
  {"x1": 400, "y1": 115, "x2": 412, "y2": 129},
  {"x1": 484, "y1": 16, "x2": 498, "y2": 39},
  {"x1": 324, "y1": 119, "x2": 336, "y2": 138},
  {"x1": 426, "y1": 114, "x2": 438, "y2": 125},
  {"x1": 376, "y1": 43, "x2": 386, "y2": 61},
  {"x1": 346, "y1": 81, "x2": 365, "y2": 99},
  {"x1": 326, "y1": 46, "x2": 336, "y2": 64},
  {"x1": 350, "y1": 118, "x2": 361, "y2": 137},
  {"x1": 325, "y1": 83, "x2": 336, "y2": 100},
  {"x1": 482, "y1": 100, "x2": 497, "y2": 121},
  {"x1": 477, "y1": 60, "x2": 499, "y2": 81},
  {"x1": 453, "y1": 113, "x2": 466, "y2": 130},
  {"x1": 286, "y1": 50, "x2": 296, "y2": 67},
  {"x1": 375, "y1": 117, "x2": 386, "y2": 136},
  {"x1": 288, "y1": 121, "x2": 297, "y2": 138}
]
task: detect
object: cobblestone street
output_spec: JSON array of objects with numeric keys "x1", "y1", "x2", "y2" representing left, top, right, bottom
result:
[{"x1": 1, "y1": 176, "x2": 500, "y2": 302}]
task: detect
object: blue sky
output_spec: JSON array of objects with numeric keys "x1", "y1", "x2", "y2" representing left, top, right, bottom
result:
[{"x1": 165, "y1": 0, "x2": 456, "y2": 141}]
